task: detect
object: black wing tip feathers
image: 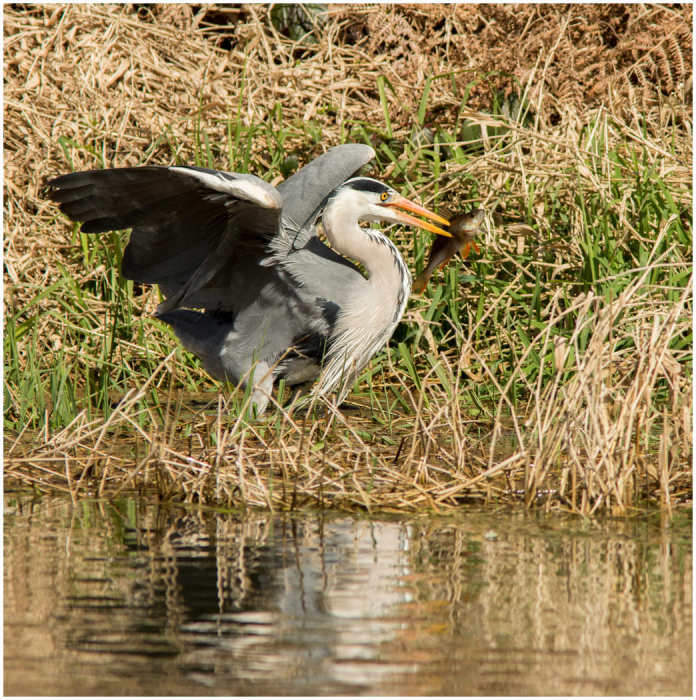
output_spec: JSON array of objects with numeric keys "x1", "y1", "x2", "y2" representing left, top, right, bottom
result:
[{"x1": 45, "y1": 172, "x2": 75, "y2": 191}]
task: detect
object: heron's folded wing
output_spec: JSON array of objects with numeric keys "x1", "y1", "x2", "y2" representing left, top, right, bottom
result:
[{"x1": 48, "y1": 165, "x2": 283, "y2": 313}]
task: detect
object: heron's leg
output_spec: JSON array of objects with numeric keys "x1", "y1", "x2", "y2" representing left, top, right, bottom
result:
[{"x1": 248, "y1": 362, "x2": 274, "y2": 417}]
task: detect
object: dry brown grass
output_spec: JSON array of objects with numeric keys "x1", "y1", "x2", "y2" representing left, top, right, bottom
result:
[{"x1": 4, "y1": 4, "x2": 693, "y2": 514}]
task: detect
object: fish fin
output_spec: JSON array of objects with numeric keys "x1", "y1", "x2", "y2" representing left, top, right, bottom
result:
[{"x1": 438, "y1": 205, "x2": 454, "y2": 222}]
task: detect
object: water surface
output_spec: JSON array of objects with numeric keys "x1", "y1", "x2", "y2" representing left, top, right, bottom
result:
[{"x1": 4, "y1": 497, "x2": 691, "y2": 695}]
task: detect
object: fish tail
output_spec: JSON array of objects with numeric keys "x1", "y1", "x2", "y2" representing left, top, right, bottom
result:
[{"x1": 413, "y1": 272, "x2": 428, "y2": 293}]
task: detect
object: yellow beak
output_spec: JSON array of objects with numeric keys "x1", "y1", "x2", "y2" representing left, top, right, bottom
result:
[{"x1": 384, "y1": 195, "x2": 452, "y2": 237}]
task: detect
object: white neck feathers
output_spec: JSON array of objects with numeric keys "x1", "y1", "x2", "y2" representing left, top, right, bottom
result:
[{"x1": 316, "y1": 197, "x2": 412, "y2": 399}]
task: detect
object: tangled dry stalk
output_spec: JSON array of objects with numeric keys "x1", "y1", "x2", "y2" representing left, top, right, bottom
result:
[{"x1": 4, "y1": 5, "x2": 693, "y2": 514}]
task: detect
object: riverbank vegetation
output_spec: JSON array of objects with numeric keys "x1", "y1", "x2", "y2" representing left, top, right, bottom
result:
[{"x1": 4, "y1": 4, "x2": 692, "y2": 514}]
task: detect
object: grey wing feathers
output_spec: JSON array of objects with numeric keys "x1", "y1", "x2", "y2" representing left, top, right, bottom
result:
[
  {"x1": 276, "y1": 144, "x2": 374, "y2": 230},
  {"x1": 48, "y1": 165, "x2": 282, "y2": 313},
  {"x1": 186, "y1": 145, "x2": 375, "y2": 315},
  {"x1": 273, "y1": 144, "x2": 375, "y2": 302},
  {"x1": 47, "y1": 145, "x2": 374, "y2": 317}
]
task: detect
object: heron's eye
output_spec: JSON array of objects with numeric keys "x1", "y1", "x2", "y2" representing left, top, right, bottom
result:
[{"x1": 380, "y1": 191, "x2": 389, "y2": 202}]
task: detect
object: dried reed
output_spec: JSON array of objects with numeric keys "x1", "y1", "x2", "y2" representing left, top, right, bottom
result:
[{"x1": 4, "y1": 5, "x2": 692, "y2": 514}]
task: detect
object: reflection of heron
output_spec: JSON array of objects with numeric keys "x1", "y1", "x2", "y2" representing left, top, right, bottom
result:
[{"x1": 48, "y1": 144, "x2": 450, "y2": 414}]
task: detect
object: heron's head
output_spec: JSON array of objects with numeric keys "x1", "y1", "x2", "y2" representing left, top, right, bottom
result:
[{"x1": 332, "y1": 178, "x2": 451, "y2": 237}]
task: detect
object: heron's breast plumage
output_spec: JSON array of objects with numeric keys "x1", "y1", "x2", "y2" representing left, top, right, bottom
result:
[{"x1": 314, "y1": 233, "x2": 412, "y2": 401}]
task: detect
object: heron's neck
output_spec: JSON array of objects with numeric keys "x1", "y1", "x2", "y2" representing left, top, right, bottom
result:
[
  {"x1": 315, "y1": 199, "x2": 412, "y2": 400},
  {"x1": 322, "y1": 202, "x2": 412, "y2": 324}
]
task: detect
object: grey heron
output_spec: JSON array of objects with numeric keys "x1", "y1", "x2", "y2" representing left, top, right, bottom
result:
[{"x1": 47, "y1": 144, "x2": 451, "y2": 415}]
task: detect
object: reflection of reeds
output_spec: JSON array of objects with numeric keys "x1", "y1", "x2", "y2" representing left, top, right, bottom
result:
[
  {"x1": 4, "y1": 5, "x2": 692, "y2": 513},
  {"x1": 4, "y1": 500, "x2": 692, "y2": 695},
  {"x1": 401, "y1": 516, "x2": 693, "y2": 695}
]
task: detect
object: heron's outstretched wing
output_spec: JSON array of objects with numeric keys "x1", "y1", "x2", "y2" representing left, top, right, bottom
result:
[
  {"x1": 48, "y1": 145, "x2": 374, "y2": 316},
  {"x1": 48, "y1": 165, "x2": 282, "y2": 313}
]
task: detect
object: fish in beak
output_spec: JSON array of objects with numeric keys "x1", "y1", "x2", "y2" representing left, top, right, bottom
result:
[{"x1": 413, "y1": 208, "x2": 485, "y2": 293}]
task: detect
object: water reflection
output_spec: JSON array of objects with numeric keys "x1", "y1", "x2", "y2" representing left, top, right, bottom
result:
[{"x1": 4, "y1": 498, "x2": 692, "y2": 696}]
